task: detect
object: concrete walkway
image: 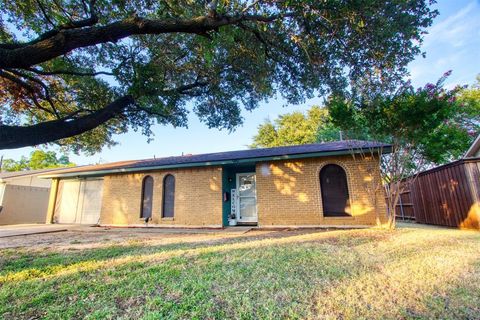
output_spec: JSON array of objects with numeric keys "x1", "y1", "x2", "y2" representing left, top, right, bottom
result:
[
  {"x1": 0, "y1": 224, "x2": 254, "y2": 238},
  {"x1": 0, "y1": 224, "x2": 72, "y2": 238},
  {"x1": 85, "y1": 225, "x2": 254, "y2": 235}
]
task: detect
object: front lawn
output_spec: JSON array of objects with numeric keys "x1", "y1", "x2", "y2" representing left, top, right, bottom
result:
[{"x1": 0, "y1": 225, "x2": 479, "y2": 319}]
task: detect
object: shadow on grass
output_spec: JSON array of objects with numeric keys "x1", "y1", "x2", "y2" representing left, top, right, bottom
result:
[
  {"x1": 1, "y1": 228, "x2": 479, "y2": 320},
  {"x1": 0, "y1": 229, "x2": 387, "y2": 281},
  {"x1": 0, "y1": 233, "x2": 378, "y2": 319}
]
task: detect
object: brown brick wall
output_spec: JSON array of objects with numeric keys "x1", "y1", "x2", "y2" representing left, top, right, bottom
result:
[
  {"x1": 88, "y1": 154, "x2": 386, "y2": 227},
  {"x1": 100, "y1": 166, "x2": 223, "y2": 227},
  {"x1": 256, "y1": 155, "x2": 387, "y2": 226}
]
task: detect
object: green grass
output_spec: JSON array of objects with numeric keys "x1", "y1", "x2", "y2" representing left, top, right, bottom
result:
[{"x1": 0, "y1": 226, "x2": 479, "y2": 319}]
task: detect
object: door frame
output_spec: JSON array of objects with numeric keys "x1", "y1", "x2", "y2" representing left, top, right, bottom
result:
[{"x1": 235, "y1": 172, "x2": 258, "y2": 223}]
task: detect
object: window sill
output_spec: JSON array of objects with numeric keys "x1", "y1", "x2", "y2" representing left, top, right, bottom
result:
[{"x1": 161, "y1": 217, "x2": 174, "y2": 221}]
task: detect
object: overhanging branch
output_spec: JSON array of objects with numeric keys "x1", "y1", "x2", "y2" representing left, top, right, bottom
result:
[
  {"x1": 0, "y1": 95, "x2": 134, "y2": 149},
  {"x1": 0, "y1": 12, "x2": 293, "y2": 69},
  {"x1": 27, "y1": 67, "x2": 114, "y2": 77}
]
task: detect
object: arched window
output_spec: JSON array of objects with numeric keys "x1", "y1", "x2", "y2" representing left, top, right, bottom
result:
[
  {"x1": 320, "y1": 164, "x2": 351, "y2": 217},
  {"x1": 140, "y1": 176, "x2": 154, "y2": 219},
  {"x1": 162, "y1": 174, "x2": 175, "y2": 218}
]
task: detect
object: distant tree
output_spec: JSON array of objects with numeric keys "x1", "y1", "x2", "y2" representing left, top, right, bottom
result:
[
  {"x1": 250, "y1": 106, "x2": 340, "y2": 148},
  {"x1": 327, "y1": 72, "x2": 480, "y2": 228},
  {"x1": 1, "y1": 150, "x2": 75, "y2": 172},
  {"x1": 0, "y1": 0, "x2": 437, "y2": 153},
  {"x1": 250, "y1": 104, "x2": 379, "y2": 148},
  {"x1": 456, "y1": 74, "x2": 480, "y2": 141}
]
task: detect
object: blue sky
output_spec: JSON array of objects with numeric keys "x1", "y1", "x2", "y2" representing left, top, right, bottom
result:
[{"x1": 2, "y1": 0, "x2": 480, "y2": 165}]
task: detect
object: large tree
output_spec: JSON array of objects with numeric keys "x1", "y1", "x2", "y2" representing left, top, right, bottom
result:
[
  {"x1": 327, "y1": 72, "x2": 480, "y2": 228},
  {"x1": 0, "y1": 0, "x2": 437, "y2": 153}
]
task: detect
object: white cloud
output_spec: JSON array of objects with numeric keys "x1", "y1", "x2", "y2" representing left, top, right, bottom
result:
[
  {"x1": 408, "y1": 1, "x2": 480, "y2": 87},
  {"x1": 423, "y1": 1, "x2": 480, "y2": 49}
]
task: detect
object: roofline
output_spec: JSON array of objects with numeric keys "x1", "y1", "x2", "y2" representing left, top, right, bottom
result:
[
  {"x1": 40, "y1": 146, "x2": 392, "y2": 179},
  {"x1": 0, "y1": 167, "x2": 67, "y2": 181},
  {"x1": 464, "y1": 134, "x2": 480, "y2": 158}
]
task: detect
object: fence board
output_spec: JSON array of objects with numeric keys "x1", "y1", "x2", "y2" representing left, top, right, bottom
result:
[{"x1": 396, "y1": 158, "x2": 480, "y2": 229}]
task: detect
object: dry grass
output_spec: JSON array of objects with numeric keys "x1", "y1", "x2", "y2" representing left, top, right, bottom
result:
[{"x1": 0, "y1": 225, "x2": 478, "y2": 319}]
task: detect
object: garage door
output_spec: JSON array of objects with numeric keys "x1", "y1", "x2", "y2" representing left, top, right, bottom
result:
[{"x1": 55, "y1": 178, "x2": 104, "y2": 224}]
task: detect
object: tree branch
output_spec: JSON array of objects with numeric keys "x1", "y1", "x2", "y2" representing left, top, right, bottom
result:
[
  {"x1": 6, "y1": 0, "x2": 99, "y2": 50},
  {"x1": 36, "y1": 0, "x2": 56, "y2": 28},
  {"x1": 162, "y1": 80, "x2": 209, "y2": 95},
  {"x1": 26, "y1": 67, "x2": 113, "y2": 77},
  {"x1": 0, "y1": 69, "x2": 58, "y2": 116},
  {"x1": 5, "y1": 68, "x2": 61, "y2": 117},
  {"x1": 0, "y1": 95, "x2": 134, "y2": 149},
  {"x1": 0, "y1": 12, "x2": 292, "y2": 69}
]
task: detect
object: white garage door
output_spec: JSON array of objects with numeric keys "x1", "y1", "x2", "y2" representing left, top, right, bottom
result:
[
  {"x1": 77, "y1": 179, "x2": 104, "y2": 224},
  {"x1": 55, "y1": 178, "x2": 104, "y2": 224},
  {"x1": 55, "y1": 180, "x2": 81, "y2": 224}
]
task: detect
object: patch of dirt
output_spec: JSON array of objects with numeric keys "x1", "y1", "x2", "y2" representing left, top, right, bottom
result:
[{"x1": 0, "y1": 228, "x2": 285, "y2": 252}]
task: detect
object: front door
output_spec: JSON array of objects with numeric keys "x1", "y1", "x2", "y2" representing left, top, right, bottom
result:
[{"x1": 236, "y1": 173, "x2": 258, "y2": 223}]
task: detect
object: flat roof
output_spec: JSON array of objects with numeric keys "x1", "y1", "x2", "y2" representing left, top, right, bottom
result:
[{"x1": 40, "y1": 140, "x2": 391, "y2": 179}]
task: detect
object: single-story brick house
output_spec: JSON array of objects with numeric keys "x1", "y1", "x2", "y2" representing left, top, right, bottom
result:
[{"x1": 41, "y1": 140, "x2": 391, "y2": 228}]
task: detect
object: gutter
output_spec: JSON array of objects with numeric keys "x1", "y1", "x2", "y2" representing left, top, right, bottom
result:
[{"x1": 40, "y1": 146, "x2": 392, "y2": 179}]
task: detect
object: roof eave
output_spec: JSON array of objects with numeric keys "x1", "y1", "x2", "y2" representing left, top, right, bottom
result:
[
  {"x1": 40, "y1": 146, "x2": 392, "y2": 179},
  {"x1": 464, "y1": 134, "x2": 480, "y2": 158}
]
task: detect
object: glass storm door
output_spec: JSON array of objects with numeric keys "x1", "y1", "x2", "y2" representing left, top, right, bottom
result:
[{"x1": 236, "y1": 173, "x2": 258, "y2": 223}]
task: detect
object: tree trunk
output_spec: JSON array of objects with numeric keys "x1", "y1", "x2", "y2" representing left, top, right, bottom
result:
[
  {"x1": 0, "y1": 95, "x2": 134, "y2": 149},
  {"x1": 385, "y1": 182, "x2": 400, "y2": 229}
]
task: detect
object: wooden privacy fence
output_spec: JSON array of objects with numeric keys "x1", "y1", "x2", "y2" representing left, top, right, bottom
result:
[
  {"x1": 395, "y1": 188, "x2": 415, "y2": 220},
  {"x1": 396, "y1": 158, "x2": 480, "y2": 229}
]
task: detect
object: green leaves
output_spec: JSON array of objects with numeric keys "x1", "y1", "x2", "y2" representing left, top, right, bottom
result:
[
  {"x1": 1, "y1": 150, "x2": 74, "y2": 172},
  {"x1": 250, "y1": 106, "x2": 336, "y2": 148},
  {"x1": 0, "y1": 0, "x2": 438, "y2": 153},
  {"x1": 327, "y1": 74, "x2": 480, "y2": 167}
]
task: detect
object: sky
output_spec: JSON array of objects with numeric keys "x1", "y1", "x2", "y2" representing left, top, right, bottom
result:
[{"x1": 2, "y1": 0, "x2": 480, "y2": 165}]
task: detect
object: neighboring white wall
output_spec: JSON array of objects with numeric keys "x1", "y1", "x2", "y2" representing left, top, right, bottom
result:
[
  {"x1": 0, "y1": 184, "x2": 50, "y2": 225},
  {"x1": 3, "y1": 175, "x2": 52, "y2": 188},
  {"x1": 0, "y1": 174, "x2": 52, "y2": 224}
]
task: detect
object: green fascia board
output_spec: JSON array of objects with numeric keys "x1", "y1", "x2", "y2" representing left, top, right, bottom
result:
[{"x1": 40, "y1": 146, "x2": 392, "y2": 179}]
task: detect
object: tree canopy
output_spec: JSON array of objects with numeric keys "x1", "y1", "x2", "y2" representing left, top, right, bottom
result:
[
  {"x1": 250, "y1": 106, "x2": 340, "y2": 148},
  {"x1": 1, "y1": 149, "x2": 75, "y2": 171},
  {"x1": 328, "y1": 72, "x2": 479, "y2": 166},
  {"x1": 0, "y1": 0, "x2": 437, "y2": 153},
  {"x1": 251, "y1": 73, "x2": 479, "y2": 166}
]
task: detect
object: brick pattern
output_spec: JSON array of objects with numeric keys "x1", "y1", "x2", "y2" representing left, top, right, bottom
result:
[
  {"x1": 256, "y1": 155, "x2": 387, "y2": 226},
  {"x1": 100, "y1": 166, "x2": 223, "y2": 226},
  {"x1": 92, "y1": 155, "x2": 386, "y2": 227}
]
